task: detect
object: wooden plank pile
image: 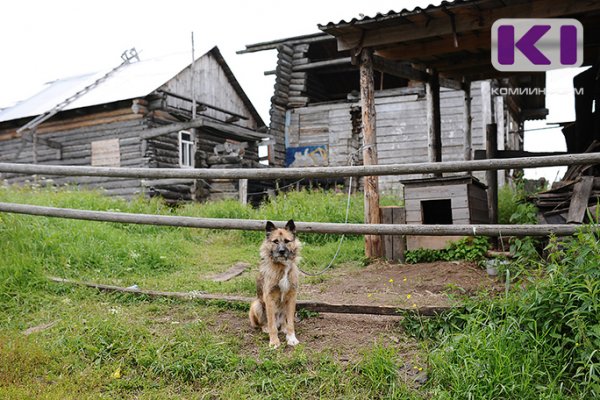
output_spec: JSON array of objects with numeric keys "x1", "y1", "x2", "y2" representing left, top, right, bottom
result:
[{"x1": 532, "y1": 141, "x2": 600, "y2": 224}]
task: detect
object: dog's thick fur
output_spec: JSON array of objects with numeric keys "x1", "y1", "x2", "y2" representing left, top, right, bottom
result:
[{"x1": 249, "y1": 220, "x2": 301, "y2": 348}]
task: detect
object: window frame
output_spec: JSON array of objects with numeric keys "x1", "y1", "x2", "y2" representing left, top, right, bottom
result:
[{"x1": 178, "y1": 130, "x2": 195, "y2": 168}]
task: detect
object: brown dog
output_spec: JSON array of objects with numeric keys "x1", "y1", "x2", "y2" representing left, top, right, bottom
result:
[{"x1": 249, "y1": 220, "x2": 301, "y2": 348}]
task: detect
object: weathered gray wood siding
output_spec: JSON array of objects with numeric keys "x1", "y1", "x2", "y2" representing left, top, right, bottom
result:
[
  {"x1": 376, "y1": 82, "x2": 487, "y2": 193},
  {"x1": 161, "y1": 52, "x2": 258, "y2": 130},
  {"x1": 283, "y1": 81, "x2": 499, "y2": 194},
  {"x1": 0, "y1": 108, "x2": 148, "y2": 198},
  {"x1": 286, "y1": 102, "x2": 358, "y2": 167},
  {"x1": 404, "y1": 184, "x2": 471, "y2": 224}
]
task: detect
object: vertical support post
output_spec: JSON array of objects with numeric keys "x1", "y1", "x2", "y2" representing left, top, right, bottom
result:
[
  {"x1": 32, "y1": 130, "x2": 38, "y2": 165},
  {"x1": 463, "y1": 80, "x2": 472, "y2": 165},
  {"x1": 239, "y1": 179, "x2": 248, "y2": 205},
  {"x1": 486, "y1": 123, "x2": 498, "y2": 225},
  {"x1": 359, "y1": 48, "x2": 382, "y2": 258},
  {"x1": 426, "y1": 69, "x2": 442, "y2": 178}
]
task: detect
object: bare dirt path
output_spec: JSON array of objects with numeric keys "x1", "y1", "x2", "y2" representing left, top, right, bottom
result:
[{"x1": 300, "y1": 261, "x2": 503, "y2": 308}]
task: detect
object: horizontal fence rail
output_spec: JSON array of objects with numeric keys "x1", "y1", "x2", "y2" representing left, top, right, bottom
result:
[
  {"x1": 0, "y1": 202, "x2": 592, "y2": 236},
  {"x1": 0, "y1": 152, "x2": 599, "y2": 180},
  {"x1": 49, "y1": 276, "x2": 451, "y2": 316}
]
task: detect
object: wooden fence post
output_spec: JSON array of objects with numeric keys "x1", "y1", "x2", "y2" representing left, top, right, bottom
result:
[
  {"x1": 463, "y1": 80, "x2": 472, "y2": 164},
  {"x1": 239, "y1": 179, "x2": 248, "y2": 205},
  {"x1": 359, "y1": 47, "x2": 382, "y2": 258},
  {"x1": 486, "y1": 123, "x2": 498, "y2": 225}
]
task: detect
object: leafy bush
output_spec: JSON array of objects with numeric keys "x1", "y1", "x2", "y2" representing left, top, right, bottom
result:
[
  {"x1": 498, "y1": 184, "x2": 520, "y2": 224},
  {"x1": 405, "y1": 236, "x2": 490, "y2": 264}
]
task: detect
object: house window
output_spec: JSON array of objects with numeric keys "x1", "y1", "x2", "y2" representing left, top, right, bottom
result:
[
  {"x1": 258, "y1": 138, "x2": 273, "y2": 166},
  {"x1": 179, "y1": 130, "x2": 194, "y2": 168}
]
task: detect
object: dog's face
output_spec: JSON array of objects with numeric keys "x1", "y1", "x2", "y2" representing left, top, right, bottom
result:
[{"x1": 263, "y1": 220, "x2": 299, "y2": 262}]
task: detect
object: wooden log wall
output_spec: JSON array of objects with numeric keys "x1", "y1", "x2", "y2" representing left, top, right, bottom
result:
[
  {"x1": 268, "y1": 44, "x2": 294, "y2": 167},
  {"x1": 0, "y1": 107, "x2": 149, "y2": 199}
]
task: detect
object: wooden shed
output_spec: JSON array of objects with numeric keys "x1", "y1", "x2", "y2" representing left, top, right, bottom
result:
[
  {"x1": 402, "y1": 175, "x2": 488, "y2": 249},
  {"x1": 0, "y1": 46, "x2": 270, "y2": 202}
]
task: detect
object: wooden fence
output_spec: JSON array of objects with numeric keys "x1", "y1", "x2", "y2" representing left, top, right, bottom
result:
[
  {"x1": 0, "y1": 152, "x2": 599, "y2": 180},
  {"x1": 0, "y1": 153, "x2": 598, "y2": 238},
  {"x1": 2, "y1": 155, "x2": 598, "y2": 316}
]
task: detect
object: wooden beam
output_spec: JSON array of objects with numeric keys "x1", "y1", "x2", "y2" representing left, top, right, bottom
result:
[
  {"x1": 140, "y1": 118, "x2": 270, "y2": 142},
  {"x1": 332, "y1": 0, "x2": 600, "y2": 51},
  {"x1": 372, "y1": 56, "x2": 463, "y2": 89},
  {"x1": 373, "y1": 56, "x2": 427, "y2": 81},
  {"x1": 157, "y1": 90, "x2": 248, "y2": 121},
  {"x1": 48, "y1": 276, "x2": 451, "y2": 316},
  {"x1": 463, "y1": 80, "x2": 472, "y2": 164},
  {"x1": 426, "y1": 69, "x2": 442, "y2": 177},
  {"x1": 237, "y1": 33, "x2": 333, "y2": 54},
  {"x1": 2, "y1": 153, "x2": 600, "y2": 181},
  {"x1": 473, "y1": 150, "x2": 568, "y2": 160},
  {"x1": 0, "y1": 201, "x2": 595, "y2": 237},
  {"x1": 567, "y1": 176, "x2": 594, "y2": 223},
  {"x1": 375, "y1": 31, "x2": 490, "y2": 61},
  {"x1": 359, "y1": 48, "x2": 382, "y2": 258},
  {"x1": 486, "y1": 123, "x2": 498, "y2": 224},
  {"x1": 201, "y1": 118, "x2": 271, "y2": 141},
  {"x1": 295, "y1": 57, "x2": 352, "y2": 71}
]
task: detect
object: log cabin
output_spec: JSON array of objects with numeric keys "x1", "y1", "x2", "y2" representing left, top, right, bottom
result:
[{"x1": 0, "y1": 46, "x2": 270, "y2": 202}]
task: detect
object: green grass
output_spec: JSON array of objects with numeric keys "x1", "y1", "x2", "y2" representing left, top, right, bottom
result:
[
  {"x1": 0, "y1": 186, "x2": 422, "y2": 399},
  {"x1": 401, "y1": 228, "x2": 599, "y2": 399},
  {"x1": 1, "y1": 185, "x2": 597, "y2": 399}
]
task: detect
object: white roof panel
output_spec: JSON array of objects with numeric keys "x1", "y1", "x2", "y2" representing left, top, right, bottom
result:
[{"x1": 0, "y1": 51, "x2": 196, "y2": 123}]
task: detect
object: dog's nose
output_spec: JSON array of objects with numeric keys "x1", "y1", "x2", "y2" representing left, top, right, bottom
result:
[{"x1": 278, "y1": 249, "x2": 286, "y2": 255}]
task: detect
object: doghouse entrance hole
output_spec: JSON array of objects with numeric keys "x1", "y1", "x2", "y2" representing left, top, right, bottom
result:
[{"x1": 421, "y1": 199, "x2": 453, "y2": 224}]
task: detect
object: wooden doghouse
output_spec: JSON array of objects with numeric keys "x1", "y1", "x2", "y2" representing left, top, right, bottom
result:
[{"x1": 402, "y1": 175, "x2": 489, "y2": 250}]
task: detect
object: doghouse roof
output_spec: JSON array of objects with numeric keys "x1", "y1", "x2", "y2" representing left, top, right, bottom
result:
[{"x1": 401, "y1": 175, "x2": 487, "y2": 190}]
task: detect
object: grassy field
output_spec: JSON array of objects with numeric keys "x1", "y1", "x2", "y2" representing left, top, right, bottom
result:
[{"x1": 0, "y1": 185, "x2": 598, "y2": 399}]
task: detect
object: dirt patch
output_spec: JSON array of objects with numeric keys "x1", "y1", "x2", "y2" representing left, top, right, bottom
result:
[
  {"x1": 202, "y1": 261, "x2": 502, "y2": 361},
  {"x1": 301, "y1": 261, "x2": 503, "y2": 308},
  {"x1": 210, "y1": 309, "x2": 419, "y2": 363},
  {"x1": 148, "y1": 260, "x2": 500, "y2": 384}
]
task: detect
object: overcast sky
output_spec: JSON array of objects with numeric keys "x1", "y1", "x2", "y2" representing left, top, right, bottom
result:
[{"x1": 0, "y1": 0, "x2": 585, "y2": 181}]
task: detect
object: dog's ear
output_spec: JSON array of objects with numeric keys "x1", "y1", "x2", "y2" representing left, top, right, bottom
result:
[
  {"x1": 285, "y1": 219, "x2": 296, "y2": 234},
  {"x1": 265, "y1": 221, "x2": 276, "y2": 237}
]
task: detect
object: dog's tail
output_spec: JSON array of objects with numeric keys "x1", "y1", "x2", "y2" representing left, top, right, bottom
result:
[{"x1": 249, "y1": 299, "x2": 266, "y2": 328}]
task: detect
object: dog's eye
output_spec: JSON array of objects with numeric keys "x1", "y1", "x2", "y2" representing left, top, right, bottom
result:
[
  {"x1": 272, "y1": 239, "x2": 279, "y2": 244},
  {"x1": 284, "y1": 239, "x2": 290, "y2": 243}
]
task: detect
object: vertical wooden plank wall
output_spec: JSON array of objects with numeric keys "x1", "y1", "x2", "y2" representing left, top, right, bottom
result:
[{"x1": 380, "y1": 206, "x2": 406, "y2": 262}]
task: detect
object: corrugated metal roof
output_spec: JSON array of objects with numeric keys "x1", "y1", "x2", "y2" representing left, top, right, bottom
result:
[
  {"x1": 318, "y1": 0, "x2": 474, "y2": 30},
  {"x1": 0, "y1": 50, "x2": 202, "y2": 123}
]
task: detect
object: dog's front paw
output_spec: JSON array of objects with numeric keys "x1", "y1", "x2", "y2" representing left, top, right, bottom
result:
[
  {"x1": 286, "y1": 333, "x2": 299, "y2": 346},
  {"x1": 269, "y1": 338, "x2": 281, "y2": 349}
]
